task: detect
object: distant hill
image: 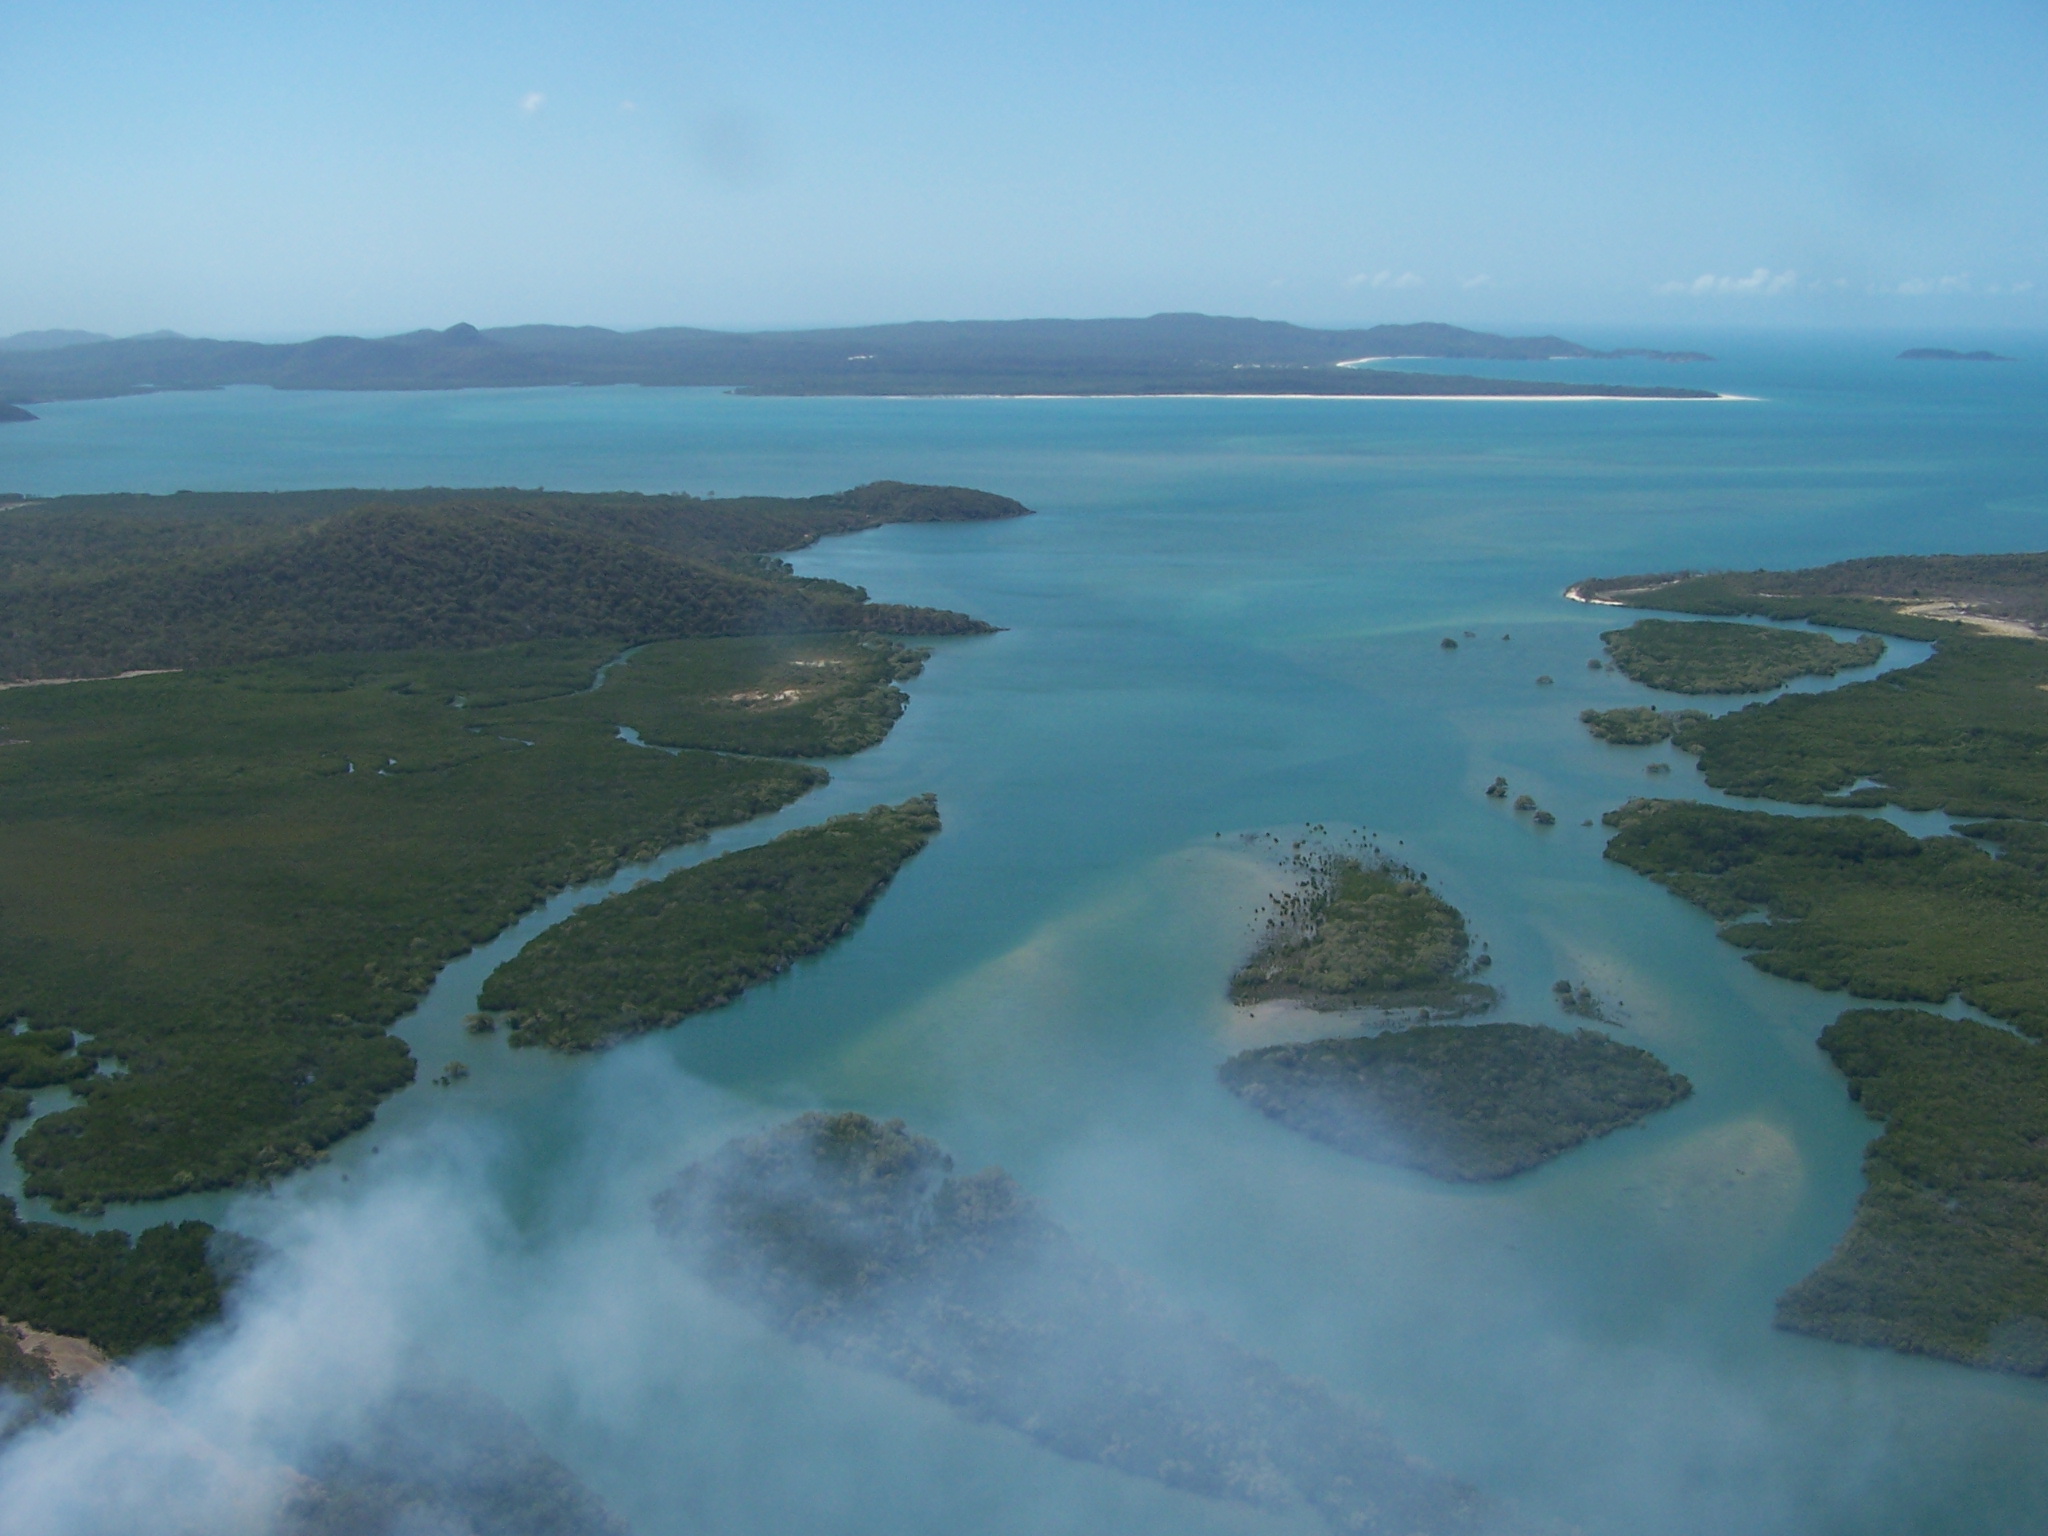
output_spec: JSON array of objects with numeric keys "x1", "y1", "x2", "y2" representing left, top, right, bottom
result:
[
  {"x1": 0, "y1": 482, "x2": 1027, "y2": 679},
  {"x1": 0, "y1": 329, "x2": 113, "y2": 353},
  {"x1": 0, "y1": 314, "x2": 1718, "y2": 406},
  {"x1": 1900, "y1": 348, "x2": 2015, "y2": 362}
]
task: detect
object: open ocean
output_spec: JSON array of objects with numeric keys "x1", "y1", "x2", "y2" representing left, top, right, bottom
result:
[{"x1": 3, "y1": 332, "x2": 2045, "y2": 1535}]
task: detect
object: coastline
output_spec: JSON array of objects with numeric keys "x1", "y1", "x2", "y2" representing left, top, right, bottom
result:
[{"x1": 849, "y1": 391, "x2": 1739, "y2": 402}]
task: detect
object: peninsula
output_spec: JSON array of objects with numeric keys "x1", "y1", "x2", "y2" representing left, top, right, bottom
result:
[
  {"x1": 1601, "y1": 618, "x2": 1884, "y2": 694},
  {"x1": 0, "y1": 315, "x2": 1719, "y2": 409}
]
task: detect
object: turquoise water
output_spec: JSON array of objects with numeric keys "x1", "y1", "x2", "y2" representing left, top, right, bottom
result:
[{"x1": 3, "y1": 336, "x2": 2046, "y2": 1535}]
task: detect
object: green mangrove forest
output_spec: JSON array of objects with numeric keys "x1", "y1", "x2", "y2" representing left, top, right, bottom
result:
[
  {"x1": 1572, "y1": 551, "x2": 2048, "y2": 640},
  {"x1": 1774, "y1": 1008, "x2": 2048, "y2": 1373},
  {"x1": 1220, "y1": 1024, "x2": 1691, "y2": 1181},
  {"x1": 1579, "y1": 705, "x2": 1710, "y2": 746},
  {"x1": 480, "y1": 796, "x2": 942, "y2": 1050},
  {"x1": 1602, "y1": 618, "x2": 1884, "y2": 694},
  {"x1": 0, "y1": 480, "x2": 1016, "y2": 1357},
  {"x1": 1579, "y1": 548, "x2": 2048, "y2": 1374},
  {"x1": 655, "y1": 1111, "x2": 1512, "y2": 1536},
  {"x1": 1230, "y1": 855, "x2": 1496, "y2": 1015}
]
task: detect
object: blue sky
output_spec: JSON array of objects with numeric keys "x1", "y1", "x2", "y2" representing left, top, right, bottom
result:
[{"x1": 3, "y1": 1, "x2": 2043, "y2": 337}]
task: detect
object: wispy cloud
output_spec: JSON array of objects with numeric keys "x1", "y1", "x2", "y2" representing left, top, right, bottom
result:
[
  {"x1": 520, "y1": 92, "x2": 547, "y2": 114},
  {"x1": 1460, "y1": 275, "x2": 1495, "y2": 290},
  {"x1": 1345, "y1": 271, "x2": 1423, "y2": 290},
  {"x1": 1656, "y1": 268, "x2": 1798, "y2": 297}
]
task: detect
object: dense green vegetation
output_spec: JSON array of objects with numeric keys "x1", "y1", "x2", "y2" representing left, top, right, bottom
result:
[
  {"x1": 280, "y1": 1387, "x2": 630, "y2": 1536},
  {"x1": 481, "y1": 797, "x2": 941, "y2": 1050},
  {"x1": 0, "y1": 316, "x2": 1710, "y2": 406},
  {"x1": 0, "y1": 1197, "x2": 221, "y2": 1355},
  {"x1": 1601, "y1": 619, "x2": 1884, "y2": 694},
  {"x1": 1601, "y1": 799, "x2": 2048, "y2": 1035},
  {"x1": 656, "y1": 1112, "x2": 1507, "y2": 1535},
  {"x1": 594, "y1": 634, "x2": 929, "y2": 757},
  {"x1": 1220, "y1": 1024, "x2": 1690, "y2": 1180},
  {"x1": 1670, "y1": 637, "x2": 2048, "y2": 818},
  {"x1": 0, "y1": 643, "x2": 846, "y2": 1209},
  {"x1": 1573, "y1": 551, "x2": 2048, "y2": 640},
  {"x1": 0, "y1": 1328, "x2": 74, "y2": 1442},
  {"x1": 0, "y1": 482, "x2": 1021, "y2": 682},
  {"x1": 1775, "y1": 1009, "x2": 2048, "y2": 1374},
  {"x1": 1580, "y1": 705, "x2": 1709, "y2": 745},
  {"x1": 1230, "y1": 855, "x2": 1495, "y2": 1015}
]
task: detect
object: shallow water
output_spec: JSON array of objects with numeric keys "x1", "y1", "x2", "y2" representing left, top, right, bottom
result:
[{"x1": 3, "y1": 334, "x2": 2047, "y2": 1535}]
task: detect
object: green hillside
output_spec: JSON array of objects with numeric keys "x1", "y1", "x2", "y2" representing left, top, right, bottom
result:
[{"x1": 0, "y1": 482, "x2": 1024, "y2": 681}]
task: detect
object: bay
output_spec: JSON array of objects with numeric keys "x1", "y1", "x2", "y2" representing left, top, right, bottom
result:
[{"x1": 1, "y1": 333, "x2": 2044, "y2": 1535}]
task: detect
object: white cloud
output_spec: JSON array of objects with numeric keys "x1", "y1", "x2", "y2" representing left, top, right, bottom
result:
[
  {"x1": 520, "y1": 92, "x2": 546, "y2": 114},
  {"x1": 1882, "y1": 274, "x2": 1973, "y2": 296},
  {"x1": 1460, "y1": 275, "x2": 1495, "y2": 290},
  {"x1": 1656, "y1": 268, "x2": 1798, "y2": 297},
  {"x1": 1345, "y1": 271, "x2": 1423, "y2": 290}
]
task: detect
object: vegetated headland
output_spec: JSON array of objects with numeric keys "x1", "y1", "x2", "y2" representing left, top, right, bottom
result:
[
  {"x1": 480, "y1": 795, "x2": 942, "y2": 1049},
  {"x1": 655, "y1": 1111, "x2": 1520, "y2": 1536},
  {"x1": 1221, "y1": 1024, "x2": 1691, "y2": 1181},
  {"x1": 1229, "y1": 851, "x2": 1497, "y2": 1016},
  {"x1": 0, "y1": 314, "x2": 1718, "y2": 408},
  {"x1": 1600, "y1": 617, "x2": 1884, "y2": 694},
  {"x1": 1572, "y1": 551, "x2": 2048, "y2": 1376},
  {"x1": 0, "y1": 480, "x2": 1022, "y2": 1360}
]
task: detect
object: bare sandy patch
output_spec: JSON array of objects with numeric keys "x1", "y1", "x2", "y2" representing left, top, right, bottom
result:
[
  {"x1": 0, "y1": 668, "x2": 183, "y2": 691},
  {"x1": 1884, "y1": 600, "x2": 2044, "y2": 639},
  {"x1": 4, "y1": 1317, "x2": 112, "y2": 1382}
]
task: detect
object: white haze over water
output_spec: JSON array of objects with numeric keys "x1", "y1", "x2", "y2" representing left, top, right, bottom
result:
[{"x1": 3, "y1": 339, "x2": 2048, "y2": 1534}]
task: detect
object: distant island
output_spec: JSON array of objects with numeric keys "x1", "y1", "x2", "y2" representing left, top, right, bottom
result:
[
  {"x1": 1221, "y1": 1023, "x2": 1692, "y2": 1180},
  {"x1": 1899, "y1": 348, "x2": 2015, "y2": 362},
  {"x1": 0, "y1": 315, "x2": 1720, "y2": 409}
]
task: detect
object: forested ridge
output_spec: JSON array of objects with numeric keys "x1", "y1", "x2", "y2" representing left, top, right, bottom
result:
[{"x1": 0, "y1": 482, "x2": 1025, "y2": 681}]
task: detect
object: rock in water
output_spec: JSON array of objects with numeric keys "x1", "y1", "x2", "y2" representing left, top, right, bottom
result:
[{"x1": 655, "y1": 1112, "x2": 1515, "y2": 1536}]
